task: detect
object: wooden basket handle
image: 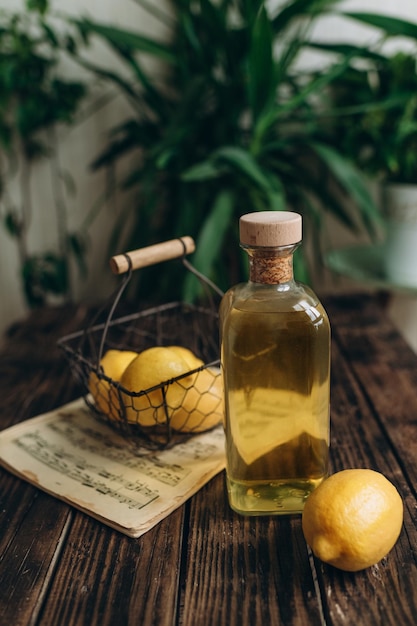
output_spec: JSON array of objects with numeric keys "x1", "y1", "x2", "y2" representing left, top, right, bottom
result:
[{"x1": 109, "y1": 236, "x2": 196, "y2": 275}]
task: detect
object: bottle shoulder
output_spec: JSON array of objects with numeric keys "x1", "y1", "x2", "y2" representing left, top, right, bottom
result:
[{"x1": 220, "y1": 281, "x2": 328, "y2": 317}]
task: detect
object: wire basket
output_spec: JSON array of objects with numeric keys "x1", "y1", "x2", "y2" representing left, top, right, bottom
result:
[{"x1": 57, "y1": 237, "x2": 224, "y2": 450}]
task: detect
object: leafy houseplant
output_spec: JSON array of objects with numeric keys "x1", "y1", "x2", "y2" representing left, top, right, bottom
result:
[
  {"x1": 72, "y1": 0, "x2": 400, "y2": 303},
  {"x1": 0, "y1": 1, "x2": 88, "y2": 307},
  {"x1": 325, "y1": 14, "x2": 417, "y2": 287},
  {"x1": 328, "y1": 50, "x2": 417, "y2": 184}
]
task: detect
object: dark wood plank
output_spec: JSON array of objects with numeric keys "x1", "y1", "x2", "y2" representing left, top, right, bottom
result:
[
  {"x1": 0, "y1": 304, "x2": 91, "y2": 430},
  {"x1": 0, "y1": 307, "x2": 88, "y2": 625},
  {"x1": 315, "y1": 332, "x2": 417, "y2": 625},
  {"x1": 325, "y1": 295, "x2": 417, "y2": 487},
  {"x1": 36, "y1": 504, "x2": 185, "y2": 626},
  {"x1": 0, "y1": 489, "x2": 73, "y2": 625},
  {"x1": 180, "y1": 473, "x2": 324, "y2": 626}
]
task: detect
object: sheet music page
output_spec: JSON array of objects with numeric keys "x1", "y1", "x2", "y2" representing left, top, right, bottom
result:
[{"x1": 0, "y1": 398, "x2": 225, "y2": 538}]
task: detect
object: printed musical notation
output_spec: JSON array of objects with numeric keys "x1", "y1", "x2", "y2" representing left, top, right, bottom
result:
[
  {"x1": 0, "y1": 398, "x2": 226, "y2": 537},
  {"x1": 14, "y1": 431, "x2": 158, "y2": 510},
  {"x1": 48, "y1": 411, "x2": 192, "y2": 487}
]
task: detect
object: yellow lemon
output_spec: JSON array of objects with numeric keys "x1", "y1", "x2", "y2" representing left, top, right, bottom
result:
[
  {"x1": 120, "y1": 346, "x2": 192, "y2": 427},
  {"x1": 302, "y1": 468, "x2": 403, "y2": 572},
  {"x1": 88, "y1": 349, "x2": 138, "y2": 420},
  {"x1": 169, "y1": 366, "x2": 223, "y2": 432},
  {"x1": 167, "y1": 345, "x2": 204, "y2": 370}
]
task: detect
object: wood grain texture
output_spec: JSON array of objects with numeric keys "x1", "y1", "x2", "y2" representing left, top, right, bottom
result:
[
  {"x1": 318, "y1": 339, "x2": 417, "y2": 626},
  {"x1": 180, "y1": 475, "x2": 324, "y2": 626},
  {"x1": 0, "y1": 296, "x2": 415, "y2": 626},
  {"x1": 110, "y1": 237, "x2": 195, "y2": 275},
  {"x1": 326, "y1": 295, "x2": 417, "y2": 487},
  {"x1": 37, "y1": 508, "x2": 185, "y2": 626},
  {"x1": 0, "y1": 489, "x2": 72, "y2": 625}
]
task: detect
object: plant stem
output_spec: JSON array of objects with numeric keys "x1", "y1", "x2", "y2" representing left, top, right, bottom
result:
[
  {"x1": 18, "y1": 141, "x2": 31, "y2": 269},
  {"x1": 47, "y1": 125, "x2": 72, "y2": 302}
]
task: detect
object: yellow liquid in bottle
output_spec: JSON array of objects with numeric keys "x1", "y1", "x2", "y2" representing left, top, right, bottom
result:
[{"x1": 221, "y1": 290, "x2": 330, "y2": 515}]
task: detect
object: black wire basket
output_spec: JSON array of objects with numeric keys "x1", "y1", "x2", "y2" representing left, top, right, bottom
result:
[{"x1": 57, "y1": 237, "x2": 224, "y2": 449}]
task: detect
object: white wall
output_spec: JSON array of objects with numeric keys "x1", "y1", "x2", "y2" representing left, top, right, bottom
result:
[
  {"x1": 313, "y1": 0, "x2": 417, "y2": 352},
  {"x1": 1, "y1": 0, "x2": 417, "y2": 350}
]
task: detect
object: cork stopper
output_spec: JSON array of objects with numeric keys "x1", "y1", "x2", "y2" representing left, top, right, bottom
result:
[{"x1": 240, "y1": 211, "x2": 302, "y2": 247}]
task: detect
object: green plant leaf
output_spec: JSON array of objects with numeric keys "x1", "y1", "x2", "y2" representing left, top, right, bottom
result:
[
  {"x1": 75, "y1": 20, "x2": 176, "y2": 63},
  {"x1": 132, "y1": 0, "x2": 173, "y2": 28},
  {"x1": 262, "y1": 170, "x2": 287, "y2": 212},
  {"x1": 253, "y1": 54, "x2": 353, "y2": 146},
  {"x1": 90, "y1": 119, "x2": 146, "y2": 170},
  {"x1": 183, "y1": 146, "x2": 278, "y2": 195},
  {"x1": 71, "y1": 0, "x2": 413, "y2": 305},
  {"x1": 272, "y1": 0, "x2": 341, "y2": 34},
  {"x1": 214, "y1": 146, "x2": 276, "y2": 192},
  {"x1": 41, "y1": 22, "x2": 59, "y2": 47},
  {"x1": 318, "y1": 92, "x2": 412, "y2": 120},
  {"x1": 247, "y1": 5, "x2": 274, "y2": 121},
  {"x1": 26, "y1": 0, "x2": 48, "y2": 14},
  {"x1": 296, "y1": 165, "x2": 359, "y2": 233},
  {"x1": 4, "y1": 211, "x2": 23, "y2": 237},
  {"x1": 182, "y1": 159, "x2": 225, "y2": 182},
  {"x1": 311, "y1": 142, "x2": 382, "y2": 236},
  {"x1": 68, "y1": 232, "x2": 89, "y2": 277},
  {"x1": 70, "y1": 52, "x2": 139, "y2": 102},
  {"x1": 305, "y1": 40, "x2": 386, "y2": 61},
  {"x1": 22, "y1": 253, "x2": 69, "y2": 306},
  {"x1": 344, "y1": 12, "x2": 417, "y2": 39},
  {"x1": 183, "y1": 189, "x2": 234, "y2": 302}
]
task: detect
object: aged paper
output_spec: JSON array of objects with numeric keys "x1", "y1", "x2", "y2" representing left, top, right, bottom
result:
[{"x1": 0, "y1": 398, "x2": 225, "y2": 538}]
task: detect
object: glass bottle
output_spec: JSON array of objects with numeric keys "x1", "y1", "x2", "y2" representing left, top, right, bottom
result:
[{"x1": 220, "y1": 211, "x2": 331, "y2": 515}]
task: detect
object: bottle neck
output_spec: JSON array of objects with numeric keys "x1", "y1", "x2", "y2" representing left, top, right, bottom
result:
[{"x1": 243, "y1": 244, "x2": 299, "y2": 285}]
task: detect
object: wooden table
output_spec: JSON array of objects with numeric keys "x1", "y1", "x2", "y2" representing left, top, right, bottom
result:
[{"x1": 0, "y1": 294, "x2": 416, "y2": 626}]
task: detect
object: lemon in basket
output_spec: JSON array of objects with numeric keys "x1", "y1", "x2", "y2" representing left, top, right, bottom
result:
[
  {"x1": 167, "y1": 345, "x2": 204, "y2": 370},
  {"x1": 88, "y1": 349, "x2": 138, "y2": 419},
  {"x1": 120, "y1": 346, "x2": 193, "y2": 427},
  {"x1": 170, "y1": 366, "x2": 223, "y2": 432}
]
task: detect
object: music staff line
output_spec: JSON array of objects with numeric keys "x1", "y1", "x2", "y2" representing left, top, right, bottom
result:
[
  {"x1": 14, "y1": 431, "x2": 159, "y2": 510},
  {"x1": 49, "y1": 413, "x2": 191, "y2": 487}
]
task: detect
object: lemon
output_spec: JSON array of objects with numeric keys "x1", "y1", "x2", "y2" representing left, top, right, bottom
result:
[
  {"x1": 169, "y1": 366, "x2": 223, "y2": 432},
  {"x1": 120, "y1": 346, "x2": 193, "y2": 427},
  {"x1": 302, "y1": 468, "x2": 403, "y2": 572},
  {"x1": 88, "y1": 349, "x2": 138, "y2": 420},
  {"x1": 167, "y1": 345, "x2": 204, "y2": 370}
]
